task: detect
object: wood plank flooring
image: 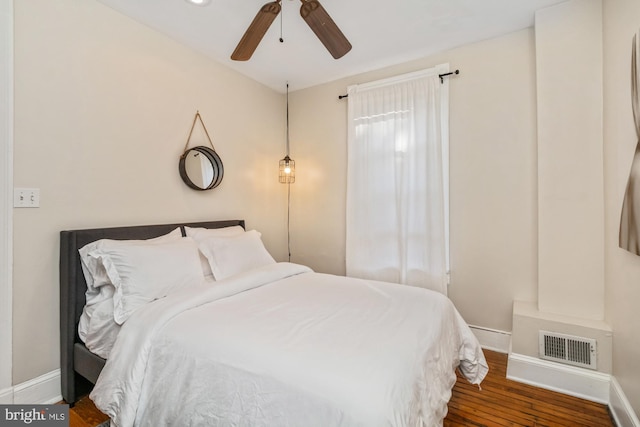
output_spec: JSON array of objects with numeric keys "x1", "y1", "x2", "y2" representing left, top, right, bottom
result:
[
  {"x1": 68, "y1": 350, "x2": 615, "y2": 427},
  {"x1": 68, "y1": 396, "x2": 109, "y2": 427},
  {"x1": 445, "y1": 350, "x2": 614, "y2": 427}
]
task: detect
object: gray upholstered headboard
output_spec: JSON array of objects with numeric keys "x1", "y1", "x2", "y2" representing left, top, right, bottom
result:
[{"x1": 59, "y1": 219, "x2": 245, "y2": 404}]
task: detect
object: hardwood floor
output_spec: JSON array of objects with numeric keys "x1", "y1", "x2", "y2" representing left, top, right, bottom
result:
[
  {"x1": 68, "y1": 396, "x2": 109, "y2": 427},
  {"x1": 68, "y1": 350, "x2": 615, "y2": 427},
  {"x1": 445, "y1": 350, "x2": 614, "y2": 427}
]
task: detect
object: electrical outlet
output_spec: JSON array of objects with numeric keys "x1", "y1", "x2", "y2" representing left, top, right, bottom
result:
[{"x1": 14, "y1": 188, "x2": 40, "y2": 208}]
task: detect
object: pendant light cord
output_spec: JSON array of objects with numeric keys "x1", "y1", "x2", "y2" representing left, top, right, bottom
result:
[
  {"x1": 286, "y1": 83, "x2": 290, "y2": 156},
  {"x1": 286, "y1": 82, "x2": 291, "y2": 261},
  {"x1": 287, "y1": 181, "x2": 292, "y2": 261}
]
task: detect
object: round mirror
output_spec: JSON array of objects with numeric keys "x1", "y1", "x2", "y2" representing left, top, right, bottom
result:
[{"x1": 179, "y1": 146, "x2": 224, "y2": 191}]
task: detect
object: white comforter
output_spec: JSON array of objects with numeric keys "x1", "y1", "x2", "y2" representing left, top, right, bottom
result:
[{"x1": 90, "y1": 263, "x2": 488, "y2": 427}]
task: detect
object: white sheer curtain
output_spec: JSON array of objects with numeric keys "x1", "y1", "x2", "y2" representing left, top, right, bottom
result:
[{"x1": 346, "y1": 65, "x2": 450, "y2": 295}]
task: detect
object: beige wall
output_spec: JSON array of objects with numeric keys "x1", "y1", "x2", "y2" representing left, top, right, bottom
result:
[
  {"x1": 13, "y1": 0, "x2": 287, "y2": 383},
  {"x1": 291, "y1": 29, "x2": 539, "y2": 332},
  {"x1": 509, "y1": 0, "x2": 613, "y2": 377},
  {"x1": 536, "y1": 0, "x2": 605, "y2": 320},
  {"x1": 1, "y1": 0, "x2": 14, "y2": 393},
  {"x1": 603, "y1": 0, "x2": 640, "y2": 415}
]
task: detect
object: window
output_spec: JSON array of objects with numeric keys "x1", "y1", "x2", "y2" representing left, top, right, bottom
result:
[{"x1": 346, "y1": 65, "x2": 450, "y2": 294}]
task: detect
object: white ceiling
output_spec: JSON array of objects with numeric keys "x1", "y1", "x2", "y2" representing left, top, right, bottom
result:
[{"x1": 96, "y1": 0, "x2": 566, "y2": 93}]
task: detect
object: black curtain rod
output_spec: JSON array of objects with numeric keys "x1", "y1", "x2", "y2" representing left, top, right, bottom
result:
[
  {"x1": 338, "y1": 69, "x2": 460, "y2": 100},
  {"x1": 438, "y1": 69, "x2": 460, "y2": 83}
]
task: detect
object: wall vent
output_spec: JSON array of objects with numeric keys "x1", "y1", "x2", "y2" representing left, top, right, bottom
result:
[{"x1": 538, "y1": 331, "x2": 597, "y2": 370}]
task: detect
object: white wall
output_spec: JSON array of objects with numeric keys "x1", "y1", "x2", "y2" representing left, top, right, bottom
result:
[
  {"x1": 291, "y1": 29, "x2": 539, "y2": 332},
  {"x1": 12, "y1": 0, "x2": 286, "y2": 384},
  {"x1": 603, "y1": 0, "x2": 640, "y2": 416}
]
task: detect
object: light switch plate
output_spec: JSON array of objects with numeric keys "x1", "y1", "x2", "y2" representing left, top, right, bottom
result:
[{"x1": 14, "y1": 188, "x2": 40, "y2": 208}]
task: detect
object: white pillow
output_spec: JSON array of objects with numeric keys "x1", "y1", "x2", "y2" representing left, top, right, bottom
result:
[
  {"x1": 78, "y1": 284, "x2": 114, "y2": 343},
  {"x1": 184, "y1": 225, "x2": 245, "y2": 241},
  {"x1": 78, "y1": 297, "x2": 120, "y2": 359},
  {"x1": 184, "y1": 225, "x2": 245, "y2": 278},
  {"x1": 79, "y1": 227, "x2": 183, "y2": 306},
  {"x1": 198, "y1": 229, "x2": 276, "y2": 280},
  {"x1": 87, "y1": 238, "x2": 203, "y2": 324}
]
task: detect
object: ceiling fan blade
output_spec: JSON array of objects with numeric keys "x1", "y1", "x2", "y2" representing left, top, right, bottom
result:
[
  {"x1": 299, "y1": 0, "x2": 351, "y2": 59},
  {"x1": 231, "y1": 1, "x2": 281, "y2": 61}
]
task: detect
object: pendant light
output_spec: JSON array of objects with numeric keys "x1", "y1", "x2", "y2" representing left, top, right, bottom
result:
[
  {"x1": 279, "y1": 83, "x2": 295, "y2": 184},
  {"x1": 279, "y1": 83, "x2": 295, "y2": 262}
]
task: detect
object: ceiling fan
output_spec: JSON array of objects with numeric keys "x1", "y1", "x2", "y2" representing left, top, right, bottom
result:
[{"x1": 231, "y1": 0, "x2": 352, "y2": 61}]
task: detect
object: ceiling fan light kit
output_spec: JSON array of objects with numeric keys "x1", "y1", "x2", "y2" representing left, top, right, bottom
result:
[
  {"x1": 231, "y1": 0, "x2": 351, "y2": 61},
  {"x1": 185, "y1": 0, "x2": 212, "y2": 6}
]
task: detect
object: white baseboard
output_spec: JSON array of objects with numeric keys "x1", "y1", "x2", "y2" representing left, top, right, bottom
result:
[
  {"x1": 507, "y1": 352, "x2": 610, "y2": 404},
  {"x1": 0, "y1": 386, "x2": 13, "y2": 404},
  {"x1": 473, "y1": 333, "x2": 640, "y2": 426},
  {"x1": 610, "y1": 376, "x2": 640, "y2": 427},
  {"x1": 11, "y1": 369, "x2": 61, "y2": 405},
  {"x1": 469, "y1": 324, "x2": 511, "y2": 353}
]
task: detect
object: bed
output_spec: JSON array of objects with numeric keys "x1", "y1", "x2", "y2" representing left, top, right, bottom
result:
[{"x1": 60, "y1": 219, "x2": 488, "y2": 427}]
